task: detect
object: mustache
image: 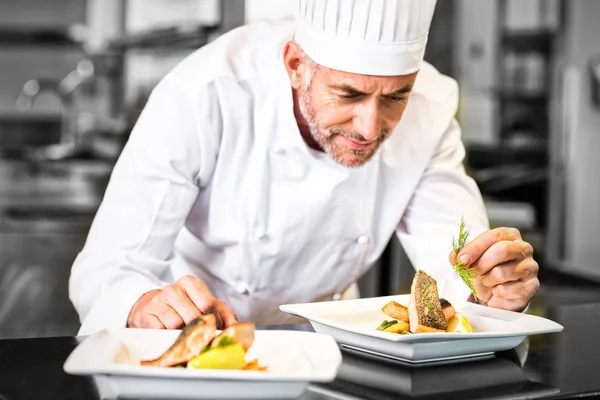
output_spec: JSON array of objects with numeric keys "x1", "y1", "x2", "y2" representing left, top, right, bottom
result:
[{"x1": 328, "y1": 128, "x2": 391, "y2": 143}]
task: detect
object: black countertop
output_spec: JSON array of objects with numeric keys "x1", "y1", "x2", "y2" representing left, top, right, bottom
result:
[{"x1": 1, "y1": 269, "x2": 600, "y2": 400}]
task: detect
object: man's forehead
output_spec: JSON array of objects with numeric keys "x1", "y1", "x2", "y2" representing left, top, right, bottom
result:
[{"x1": 319, "y1": 66, "x2": 415, "y2": 93}]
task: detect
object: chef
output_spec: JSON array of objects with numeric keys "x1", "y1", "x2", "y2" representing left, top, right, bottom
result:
[{"x1": 70, "y1": 0, "x2": 539, "y2": 334}]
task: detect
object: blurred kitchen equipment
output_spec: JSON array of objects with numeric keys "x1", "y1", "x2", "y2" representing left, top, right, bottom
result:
[
  {"x1": 590, "y1": 54, "x2": 600, "y2": 108},
  {"x1": 546, "y1": 0, "x2": 600, "y2": 282},
  {"x1": 16, "y1": 58, "x2": 105, "y2": 162},
  {"x1": 14, "y1": 56, "x2": 120, "y2": 205},
  {"x1": 16, "y1": 76, "x2": 76, "y2": 148}
]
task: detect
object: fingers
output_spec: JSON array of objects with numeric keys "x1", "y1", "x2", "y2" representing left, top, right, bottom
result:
[
  {"x1": 127, "y1": 289, "x2": 161, "y2": 328},
  {"x1": 445, "y1": 226, "x2": 539, "y2": 312},
  {"x1": 215, "y1": 300, "x2": 238, "y2": 327},
  {"x1": 471, "y1": 256, "x2": 538, "y2": 303},
  {"x1": 162, "y1": 284, "x2": 203, "y2": 325},
  {"x1": 452, "y1": 227, "x2": 522, "y2": 267},
  {"x1": 479, "y1": 256, "x2": 538, "y2": 288},
  {"x1": 471, "y1": 258, "x2": 539, "y2": 311},
  {"x1": 149, "y1": 302, "x2": 185, "y2": 329},
  {"x1": 177, "y1": 275, "x2": 224, "y2": 327},
  {"x1": 175, "y1": 275, "x2": 238, "y2": 328},
  {"x1": 144, "y1": 313, "x2": 166, "y2": 329},
  {"x1": 486, "y1": 278, "x2": 540, "y2": 311},
  {"x1": 472, "y1": 239, "x2": 534, "y2": 276},
  {"x1": 127, "y1": 275, "x2": 238, "y2": 330},
  {"x1": 178, "y1": 275, "x2": 217, "y2": 314}
]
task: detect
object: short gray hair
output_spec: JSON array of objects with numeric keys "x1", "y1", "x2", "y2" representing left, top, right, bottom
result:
[{"x1": 302, "y1": 53, "x2": 318, "y2": 88}]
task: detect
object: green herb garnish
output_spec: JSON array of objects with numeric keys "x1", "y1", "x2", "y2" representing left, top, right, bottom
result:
[
  {"x1": 213, "y1": 335, "x2": 236, "y2": 348},
  {"x1": 201, "y1": 335, "x2": 237, "y2": 354},
  {"x1": 376, "y1": 320, "x2": 398, "y2": 331},
  {"x1": 376, "y1": 320, "x2": 389, "y2": 330},
  {"x1": 452, "y1": 217, "x2": 482, "y2": 301}
]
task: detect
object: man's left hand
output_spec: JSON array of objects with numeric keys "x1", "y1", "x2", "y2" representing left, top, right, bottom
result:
[{"x1": 448, "y1": 227, "x2": 540, "y2": 312}]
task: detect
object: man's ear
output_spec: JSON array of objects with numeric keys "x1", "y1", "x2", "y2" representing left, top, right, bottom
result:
[{"x1": 283, "y1": 41, "x2": 306, "y2": 90}]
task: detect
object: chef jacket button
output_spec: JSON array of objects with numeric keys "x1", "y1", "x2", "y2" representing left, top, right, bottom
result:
[
  {"x1": 237, "y1": 282, "x2": 250, "y2": 295},
  {"x1": 332, "y1": 293, "x2": 342, "y2": 301},
  {"x1": 357, "y1": 236, "x2": 369, "y2": 245},
  {"x1": 272, "y1": 145, "x2": 286, "y2": 154},
  {"x1": 251, "y1": 229, "x2": 266, "y2": 241}
]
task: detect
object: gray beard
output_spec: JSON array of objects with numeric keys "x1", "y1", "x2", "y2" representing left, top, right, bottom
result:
[{"x1": 298, "y1": 85, "x2": 389, "y2": 168}]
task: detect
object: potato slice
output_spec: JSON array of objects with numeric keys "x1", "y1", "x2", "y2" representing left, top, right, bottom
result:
[{"x1": 382, "y1": 301, "x2": 410, "y2": 322}]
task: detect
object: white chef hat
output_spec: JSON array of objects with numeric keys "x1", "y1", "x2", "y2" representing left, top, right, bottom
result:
[{"x1": 294, "y1": 0, "x2": 437, "y2": 76}]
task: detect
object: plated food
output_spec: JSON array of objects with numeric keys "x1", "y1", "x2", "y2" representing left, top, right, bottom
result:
[
  {"x1": 64, "y1": 328, "x2": 342, "y2": 400},
  {"x1": 141, "y1": 314, "x2": 267, "y2": 371},
  {"x1": 280, "y1": 276, "x2": 563, "y2": 363},
  {"x1": 376, "y1": 270, "x2": 472, "y2": 334}
]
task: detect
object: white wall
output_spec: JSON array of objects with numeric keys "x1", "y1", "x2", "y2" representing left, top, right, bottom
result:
[
  {"x1": 126, "y1": 0, "x2": 221, "y2": 32},
  {"x1": 245, "y1": 0, "x2": 295, "y2": 23}
]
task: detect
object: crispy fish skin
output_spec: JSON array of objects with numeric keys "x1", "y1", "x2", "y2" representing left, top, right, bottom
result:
[
  {"x1": 408, "y1": 270, "x2": 447, "y2": 333},
  {"x1": 141, "y1": 314, "x2": 217, "y2": 367}
]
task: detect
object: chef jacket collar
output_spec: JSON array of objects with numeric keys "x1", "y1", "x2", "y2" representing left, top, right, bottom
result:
[{"x1": 273, "y1": 55, "x2": 311, "y2": 153}]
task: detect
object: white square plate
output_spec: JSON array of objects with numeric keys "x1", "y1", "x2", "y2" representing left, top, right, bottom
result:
[
  {"x1": 64, "y1": 329, "x2": 342, "y2": 399},
  {"x1": 280, "y1": 295, "x2": 563, "y2": 364}
]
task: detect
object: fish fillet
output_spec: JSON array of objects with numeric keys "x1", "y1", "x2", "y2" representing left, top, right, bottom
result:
[
  {"x1": 141, "y1": 314, "x2": 217, "y2": 367},
  {"x1": 408, "y1": 270, "x2": 447, "y2": 333},
  {"x1": 440, "y1": 298, "x2": 456, "y2": 321}
]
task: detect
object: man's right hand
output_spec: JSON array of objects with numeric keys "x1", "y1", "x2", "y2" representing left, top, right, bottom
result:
[{"x1": 127, "y1": 275, "x2": 238, "y2": 329}]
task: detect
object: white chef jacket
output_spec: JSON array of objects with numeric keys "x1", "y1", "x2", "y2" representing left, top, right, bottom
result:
[{"x1": 69, "y1": 22, "x2": 489, "y2": 335}]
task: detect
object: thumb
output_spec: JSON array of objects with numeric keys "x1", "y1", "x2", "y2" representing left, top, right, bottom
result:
[
  {"x1": 448, "y1": 249, "x2": 458, "y2": 266},
  {"x1": 471, "y1": 278, "x2": 491, "y2": 305},
  {"x1": 216, "y1": 300, "x2": 238, "y2": 327}
]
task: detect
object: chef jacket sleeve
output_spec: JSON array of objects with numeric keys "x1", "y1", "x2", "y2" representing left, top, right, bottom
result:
[
  {"x1": 396, "y1": 116, "x2": 490, "y2": 303},
  {"x1": 69, "y1": 75, "x2": 220, "y2": 335}
]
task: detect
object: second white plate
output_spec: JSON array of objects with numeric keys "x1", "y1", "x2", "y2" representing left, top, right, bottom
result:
[{"x1": 280, "y1": 294, "x2": 563, "y2": 363}]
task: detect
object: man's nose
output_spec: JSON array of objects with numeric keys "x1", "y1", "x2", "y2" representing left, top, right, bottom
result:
[{"x1": 353, "y1": 100, "x2": 381, "y2": 141}]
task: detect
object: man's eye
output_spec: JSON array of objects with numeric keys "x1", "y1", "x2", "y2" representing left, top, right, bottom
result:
[
  {"x1": 385, "y1": 95, "x2": 407, "y2": 102},
  {"x1": 337, "y1": 93, "x2": 362, "y2": 100}
]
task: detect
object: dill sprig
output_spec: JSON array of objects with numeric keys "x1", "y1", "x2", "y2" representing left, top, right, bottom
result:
[{"x1": 452, "y1": 217, "x2": 482, "y2": 301}]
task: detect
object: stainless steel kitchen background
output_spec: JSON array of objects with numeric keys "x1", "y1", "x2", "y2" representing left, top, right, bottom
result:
[{"x1": 0, "y1": 0, "x2": 598, "y2": 340}]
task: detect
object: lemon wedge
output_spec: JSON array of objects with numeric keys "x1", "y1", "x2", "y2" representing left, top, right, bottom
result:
[
  {"x1": 446, "y1": 312, "x2": 472, "y2": 333},
  {"x1": 187, "y1": 343, "x2": 247, "y2": 370}
]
